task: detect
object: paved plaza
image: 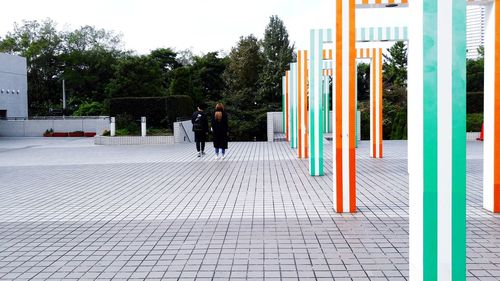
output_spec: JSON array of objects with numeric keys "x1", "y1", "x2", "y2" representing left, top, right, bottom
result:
[{"x1": 0, "y1": 137, "x2": 499, "y2": 280}]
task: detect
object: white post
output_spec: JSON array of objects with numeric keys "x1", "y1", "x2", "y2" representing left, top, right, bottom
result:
[
  {"x1": 110, "y1": 117, "x2": 116, "y2": 137},
  {"x1": 141, "y1": 117, "x2": 146, "y2": 137}
]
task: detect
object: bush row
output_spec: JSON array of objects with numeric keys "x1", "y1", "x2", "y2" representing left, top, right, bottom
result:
[{"x1": 109, "y1": 95, "x2": 193, "y2": 128}]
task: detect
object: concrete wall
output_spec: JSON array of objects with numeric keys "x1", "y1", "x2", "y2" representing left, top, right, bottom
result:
[
  {"x1": 173, "y1": 120, "x2": 194, "y2": 143},
  {"x1": 0, "y1": 53, "x2": 28, "y2": 118},
  {"x1": 95, "y1": 135, "x2": 175, "y2": 145},
  {"x1": 0, "y1": 118, "x2": 110, "y2": 137}
]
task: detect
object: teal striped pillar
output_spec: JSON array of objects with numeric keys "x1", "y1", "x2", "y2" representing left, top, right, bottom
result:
[
  {"x1": 282, "y1": 75, "x2": 287, "y2": 136},
  {"x1": 289, "y1": 63, "x2": 298, "y2": 149},
  {"x1": 323, "y1": 61, "x2": 332, "y2": 134},
  {"x1": 323, "y1": 76, "x2": 331, "y2": 133},
  {"x1": 309, "y1": 29, "x2": 324, "y2": 176},
  {"x1": 408, "y1": 0, "x2": 466, "y2": 280}
]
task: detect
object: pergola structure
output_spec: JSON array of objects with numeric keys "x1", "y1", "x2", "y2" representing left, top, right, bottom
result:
[{"x1": 281, "y1": 0, "x2": 498, "y2": 279}]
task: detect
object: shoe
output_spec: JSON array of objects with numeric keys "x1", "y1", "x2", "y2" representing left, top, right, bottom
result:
[
  {"x1": 222, "y1": 155, "x2": 225, "y2": 159},
  {"x1": 198, "y1": 152, "x2": 201, "y2": 157},
  {"x1": 202, "y1": 151, "x2": 206, "y2": 155},
  {"x1": 215, "y1": 154, "x2": 219, "y2": 160}
]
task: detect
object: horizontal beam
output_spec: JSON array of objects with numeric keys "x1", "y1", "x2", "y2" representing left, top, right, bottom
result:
[
  {"x1": 318, "y1": 27, "x2": 408, "y2": 43},
  {"x1": 356, "y1": 0, "x2": 493, "y2": 8},
  {"x1": 356, "y1": 0, "x2": 408, "y2": 8}
]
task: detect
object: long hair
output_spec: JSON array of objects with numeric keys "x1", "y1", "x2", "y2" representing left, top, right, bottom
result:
[{"x1": 214, "y1": 103, "x2": 224, "y2": 122}]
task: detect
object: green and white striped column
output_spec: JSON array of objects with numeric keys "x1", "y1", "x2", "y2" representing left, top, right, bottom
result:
[
  {"x1": 309, "y1": 29, "x2": 324, "y2": 176},
  {"x1": 408, "y1": 0, "x2": 466, "y2": 279},
  {"x1": 482, "y1": 0, "x2": 500, "y2": 213},
  {"x1": 282, "y1": 75, "x2": 287, "y2": 136},
  {"x1": 289, "y1": 63, "x2": 298, "y2": 149},
  {"x1": 323, "y1": 60, "x2": 333, "y2": 134}
]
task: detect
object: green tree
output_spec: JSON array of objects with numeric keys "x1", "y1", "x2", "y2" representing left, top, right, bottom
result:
[
  {"x1": 466, "y1": 46, "x2": 484, "y2": 92},
  {"x1": 61, "y1": 26, "x2": 125, "y2": 112},
  {"x1": 191, "y1": 52, "x2": 228, "y2": 105},
  {"x1": 223, "y1": 35, "x2": 265, "y2": 140},
  {"x1": 106, "y1": 55, "x2": 166, "y2": 98},
  {"x1": 169, "y1": 66, "x2": 197, "y2": 102},
  {"x1": 259, "y1": 15, "x2": 295, "y2": 110},
  {"x1": 0, "y1": 19, "x2": 64, "y2": 115},
  {"x1": 357, "y1": 62, "x2": 370, "y2": 101},
  {"x1": 149, "y1": 48, "x2": 181, "y2": 89},
  {"x1": 383, "y1": 41, "x2": 407, "y2": 88},
  {"x1": 382, "y1": 41, "x2": 408, "y2": 140}
]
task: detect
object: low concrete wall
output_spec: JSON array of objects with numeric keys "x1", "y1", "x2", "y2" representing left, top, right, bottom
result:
[
  {"x1": 267, "y1": 112, "x2": 284, "y2": 142},
  {"x1": 173, "y1": 120, "x2": 194, "y2": 143},
  {"x1": 0, "y1": 117, "x2": 110, "y2": 137},
  {"x1": 95, "y1": 136, "x2": 175, "y2": 145}
]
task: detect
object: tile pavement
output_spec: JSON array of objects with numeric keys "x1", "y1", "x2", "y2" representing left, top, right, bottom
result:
[{"x1": 0, "y1": 137, "x2": 498, "y2": 280}]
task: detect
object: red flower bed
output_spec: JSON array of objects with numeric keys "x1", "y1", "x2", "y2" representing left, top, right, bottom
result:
[
  {"x1": 52, "y1": 132, "x2": 69, "y2": 137},
  {"x1": 84, "y1": 132, "x2": 96, "y2": 137}
]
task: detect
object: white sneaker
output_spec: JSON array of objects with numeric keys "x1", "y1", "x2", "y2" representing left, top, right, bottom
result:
[
  {"x1": 197, "y1": 152, "x2": 201, "y2": 157},
  {"x1": 222, "y1": 155, "x2": 225, "y2": 159},
  {"x1": 215, "y1": 154, "x2": 219, "y2": 160}
]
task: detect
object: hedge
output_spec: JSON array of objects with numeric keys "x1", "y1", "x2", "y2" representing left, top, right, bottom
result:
[
  {"x1": 467, "y1": 92, "x2": 483, "y2": 114},
  {"x1": 110, "y1": 95, "x2": 193, "y2": 127}
]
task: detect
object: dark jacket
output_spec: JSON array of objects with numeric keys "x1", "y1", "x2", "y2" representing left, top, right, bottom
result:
[
  {"x1": 211, "y1": 111, "x2": 228, "y2": 149},
  {"x1": 191, "y1": 110, "x2": 209, "y2": 133}
]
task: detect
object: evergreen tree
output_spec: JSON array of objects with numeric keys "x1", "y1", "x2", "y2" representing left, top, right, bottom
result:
[
  {"x1": 222, "y1": 35, "x2": 265, "y2": 140},
  {"x1": 259, "y1": 15, "x2": 295, "y2": 110}
]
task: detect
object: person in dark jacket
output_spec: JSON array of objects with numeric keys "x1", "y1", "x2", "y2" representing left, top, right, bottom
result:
[
  {"x1": 191, "y1": 104, "x2": 209, "y2": 157},
  {"x1": 211, "y1": 103, "x2": 229, "y2": 159}
]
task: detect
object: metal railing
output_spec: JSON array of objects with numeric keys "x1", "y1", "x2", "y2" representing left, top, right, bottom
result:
[{"x1": 179, "y1": 122, "x2": 191, "y2": 143}]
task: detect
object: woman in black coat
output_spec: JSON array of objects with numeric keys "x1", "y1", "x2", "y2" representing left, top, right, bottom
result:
[{"x1": 211, "y1": 103, "x2": 228, "y2": 159}]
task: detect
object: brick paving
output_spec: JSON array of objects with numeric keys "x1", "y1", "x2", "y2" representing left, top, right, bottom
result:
[{"x1": 0, "y1": 137, "x2": 498, "y2": 280}]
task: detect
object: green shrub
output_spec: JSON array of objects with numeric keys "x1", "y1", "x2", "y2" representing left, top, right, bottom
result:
[
  {"x1": 73, "y1": 101, "x2": 105, "y2": 116},
  {"x1": 166, "y1": 95, "x2": 194, "y2": 126},
  {"x1": 110, "y1": 95, "x2": 193, "y2": 128},
  {"x1": 467, "y1": 113, "x2": 483, "y2": 132},
  {"x1": 110, "y1": 97, "x2": 168, "y2": 127},
  {"x1": 467, "y1": 92, "x2": 483, "y2": 114}
]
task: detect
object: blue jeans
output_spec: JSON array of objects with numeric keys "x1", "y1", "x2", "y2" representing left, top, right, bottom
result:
[{"x1": 215, "y1": 148, "x2": 225, "y2": 155}]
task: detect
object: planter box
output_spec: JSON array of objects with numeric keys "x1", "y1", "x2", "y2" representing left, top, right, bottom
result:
[
  {"x1": 95, "y1": 135, "x2": 175, "y2": 145},
  {"x1": 68, "y1": 132, "x2": 85, "y2": 137},
  {"x1": 52, "y1": 132, "x2": 69, "y2": 137},
  {"x1": 43, "y1": 133, "x2": 53, "y2": 137},
  {"x1": 84, "y1": 132, "x2": 96, "y2": 137}
]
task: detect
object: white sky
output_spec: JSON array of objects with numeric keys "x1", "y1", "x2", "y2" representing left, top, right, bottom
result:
[{"x1": 0, "y1": 0, "x2": 409, "y2": 55}]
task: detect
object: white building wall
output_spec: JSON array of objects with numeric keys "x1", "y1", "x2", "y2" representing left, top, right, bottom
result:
[
  {"x1": 0, "y1": 53, "x2": 28, "y2": 118},
  {"x1": 467, "y1": 6, "x2": 486, "y2": 59}
]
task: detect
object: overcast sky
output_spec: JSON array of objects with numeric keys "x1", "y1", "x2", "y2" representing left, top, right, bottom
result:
[{"x1": 0, "y1": 0, "x2": 409, "y2": 55}]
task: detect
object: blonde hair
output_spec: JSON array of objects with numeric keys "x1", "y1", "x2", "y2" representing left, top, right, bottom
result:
[{"x1": 215, "y1": 103, "x2": 224, "y2": 122}]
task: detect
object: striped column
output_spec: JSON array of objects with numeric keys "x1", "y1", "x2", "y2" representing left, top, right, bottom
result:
[
  {"x1": 298, "y1": 50, "x2": 309, "y2": 158},
  {"x1": 289, "y1": 63, "x2": 298, "y2": 149},
  {"x1": 285, "y1": 72, "x2": 290, "y2": 141},
  {"x1": 408, "y1": 0, "x2": 466, "y2": 279},
  {"x1": 483, "y1": 0, "x2": 500, "y2": 213},
  {"x1": 309, "y1": 29, "x2": 324, "y2": 176},
  {"x1": 333, "y1": 0, "x2": 356, "y2": 213},
  {"x1": 323, "y1": 60, "x2": 333, "y2": 133},
  {"x1": 357, "y1": 48, "x2": 383, "y2": 158},
  {"x1": 282, "y1": 75, "x2": 287, "y2": 138}
]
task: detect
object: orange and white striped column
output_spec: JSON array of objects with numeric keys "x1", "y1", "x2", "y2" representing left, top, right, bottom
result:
[
  {"x1": 333, "y1": 0, "x2": 356, "y2": 213},
  {"x1": 297, "y1": 50, "x2": 309, "y2": 159},
  {"x1": 483, "y1": 0, "x2": 500, "y2": 213},
  {"x1": 357, "y1": 48, "x2": 383, "y2": 158}
]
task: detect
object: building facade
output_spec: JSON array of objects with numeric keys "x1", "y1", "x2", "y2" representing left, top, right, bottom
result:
[
  {"x1": 0, "y1": 53, "x2": 28, "y2": 118},
  {"x1": 467, "y1": 5, "x2": 486, "y2": 59}
]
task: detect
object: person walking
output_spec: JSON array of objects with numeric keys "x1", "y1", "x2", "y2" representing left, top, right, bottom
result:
[
  {"x1": 192, "y1": 104, "x2": 209, "y2": 157},
  {"x1": 211, "y1": 103, "x2": 229, "y2": 159}
]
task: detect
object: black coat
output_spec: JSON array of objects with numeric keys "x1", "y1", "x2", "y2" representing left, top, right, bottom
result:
[
  {"x1": 211, "y1": 111, "x2": 228, "y2": 149},
  {"x1": 191, "y1": 111, "x2": 209, "y2": 141}
]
